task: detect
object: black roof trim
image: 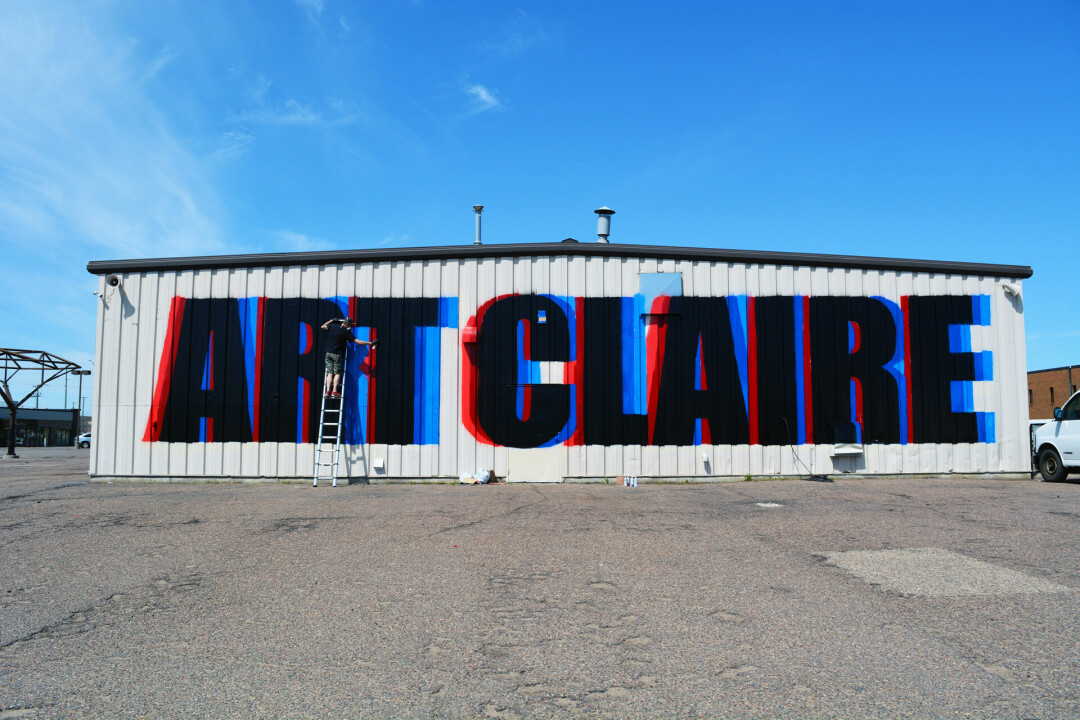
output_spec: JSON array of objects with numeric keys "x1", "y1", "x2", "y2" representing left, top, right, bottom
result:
[{"x1": 87, "y1": 242, "x2": 1033, "y2": 279}]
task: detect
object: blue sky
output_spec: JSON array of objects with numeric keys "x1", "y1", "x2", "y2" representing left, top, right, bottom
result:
[{"x1": 1, "y1": 0, "x2": 1077, "y2": 411}]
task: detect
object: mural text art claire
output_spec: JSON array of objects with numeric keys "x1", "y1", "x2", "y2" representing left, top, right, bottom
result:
[{"x1": 144, "y1": 293, "x2": 994, "y2": 448}]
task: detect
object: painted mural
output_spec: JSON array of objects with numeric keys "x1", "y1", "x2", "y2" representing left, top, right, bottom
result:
[{"x1": 144, "y1": 290, "x2": 994, "y2": 449}]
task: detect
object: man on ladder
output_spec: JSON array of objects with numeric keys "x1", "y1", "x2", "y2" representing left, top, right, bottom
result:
[
  {"x1": 315, "y1": 317, "x2": 378, "y2": 486},
  {"x1": 320, "y1": 316, "x2": 378, "y2": 398}
]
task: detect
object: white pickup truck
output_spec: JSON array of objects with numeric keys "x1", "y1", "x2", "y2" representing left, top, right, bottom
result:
[{"x1": 1033, "y1": 390, "x2": 1080, "y2": 481}]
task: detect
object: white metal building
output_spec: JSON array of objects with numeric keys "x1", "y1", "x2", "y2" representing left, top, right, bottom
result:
[{"x1": 86, "y1": 242, "x2": 1031, "y2": 482}]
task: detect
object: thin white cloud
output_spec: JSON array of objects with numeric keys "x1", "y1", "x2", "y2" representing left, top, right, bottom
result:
[
  {"x1": 295, "y1": 0, "x2": 325, "y2": 28},
  {"x1": 233, "y1": 98, "x2": 357, "y2": 127},
  {"x1": 273, "y1": 229, "x2": 334, "y2": 252},
  {"x1": 140, "y1": 45, "x2": 177, "y2": 84},
  {"x1": 226, "y1": 73, "x2": 426, "y2": 167},
  {"x1": 242, "y1": 98, "x2": 320, "y2": 125},
  {"x1": 297, "y1": 0, "x2": 324, "y2": 17},
  {"x1": 378, "y1": 233, "x2": 409, "y2": 247},
  {"x1": 250, "y1": 73, "x2": 272, "y2": 105},
  {"x1": 484, "y1": 9, "x2": 550, "y2": 57},
  {"x1": 464, "y1": 83, "x2": 502, "y2": 114},
  {"x1": 208, "y1": 131, "x2": 255, "y2": 164}
]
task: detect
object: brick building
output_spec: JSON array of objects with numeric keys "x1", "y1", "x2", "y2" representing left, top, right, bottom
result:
[{"x1": 1028, "y1": 365, "x2": 1080, "y2": 420}]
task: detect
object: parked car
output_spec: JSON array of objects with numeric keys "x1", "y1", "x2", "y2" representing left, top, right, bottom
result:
[
  {"x1": 77, "y1": 432, "x2": 91, "y2": 449},
  {"x1": 1033, "y1": 390, "x2": 1080, "y2": 481}
]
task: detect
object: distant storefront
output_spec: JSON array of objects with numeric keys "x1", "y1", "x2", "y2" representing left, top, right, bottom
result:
[{"x1": 2, "y1": 408, "x2": 81, "y2": 447}]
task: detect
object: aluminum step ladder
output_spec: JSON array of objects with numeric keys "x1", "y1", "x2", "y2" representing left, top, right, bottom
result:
[{"x1": 314, "y1": 374, "x2": 345, "y2": 487}]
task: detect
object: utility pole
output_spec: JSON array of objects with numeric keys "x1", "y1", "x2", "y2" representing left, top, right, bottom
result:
[{"x1": 73, "y1": 370, "x2": 91, "y2": 419}]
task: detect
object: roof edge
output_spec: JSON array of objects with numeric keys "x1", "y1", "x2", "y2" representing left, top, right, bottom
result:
[
  {"x1": 1028, "y1": 365, "x2": 1080, "y2": 375},
  {"x1": 87, "y1": 242, "x2": 1033, "y2": 279}
]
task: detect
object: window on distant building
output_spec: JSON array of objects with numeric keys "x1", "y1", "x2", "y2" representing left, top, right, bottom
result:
[
  {"x1": 1051, "y1": 387, "x2": 1055, "y2": 404},
  {"x1": 1029, "y1": 389, "x2": 1033, "y2": 406}
]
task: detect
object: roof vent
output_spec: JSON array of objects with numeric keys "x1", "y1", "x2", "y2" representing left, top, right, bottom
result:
[
  {"x1": 594, "y1": 206, "x2": 615, "y2": 243},
  {"x1": 473, "y1": 205, "x2": 484, "y2": 245}
]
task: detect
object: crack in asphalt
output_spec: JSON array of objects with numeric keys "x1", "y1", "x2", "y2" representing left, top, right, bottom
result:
[
  {"x1": 0, "y1": 480, "x2": 90, "y2": 502},
  {"x1": 0, "y1": 572, "x2": 206, "y2": 653},
  {"x1": 426, "y1": 489, "x2": 550, "y2": 538},
  {"x1": 0, "y1": 591, "x2": 124, "y2": 652}
]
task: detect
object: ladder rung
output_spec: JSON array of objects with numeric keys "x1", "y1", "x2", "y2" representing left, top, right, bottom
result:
[{"x1": 316, "y1": 375, "x2": 348, "y2": 485}]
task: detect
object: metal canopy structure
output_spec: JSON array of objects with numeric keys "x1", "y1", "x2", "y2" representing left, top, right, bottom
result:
[{"x1": 0, "y1": 349, "x2": 83, "y2": 457}]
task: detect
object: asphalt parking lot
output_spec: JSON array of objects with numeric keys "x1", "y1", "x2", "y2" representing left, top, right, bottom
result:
[{"x1": 2, "y1": 448, "x2": 1079, "y2": 719}]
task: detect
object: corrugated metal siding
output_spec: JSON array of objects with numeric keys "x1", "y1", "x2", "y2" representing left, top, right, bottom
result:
[{"x1": 89, "y1": 254, "x2": 1029, "y2": 480}]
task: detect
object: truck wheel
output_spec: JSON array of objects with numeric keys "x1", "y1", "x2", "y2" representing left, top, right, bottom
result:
[{"x1": 1038, "y1": 447, "x2": 1067, "y2": 482}]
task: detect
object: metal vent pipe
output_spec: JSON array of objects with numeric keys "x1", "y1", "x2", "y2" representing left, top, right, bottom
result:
[
  {"x1": 595, "y1": 206, "x2": 615, "y2": 243},
  {"x1": 473, "y1": 205, "x2": 484, "y2": 245}
]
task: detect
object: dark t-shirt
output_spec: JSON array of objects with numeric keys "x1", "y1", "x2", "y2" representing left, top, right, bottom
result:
[{"x1": 326, "y1": 324, "x2": 353, "y2": 355}]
